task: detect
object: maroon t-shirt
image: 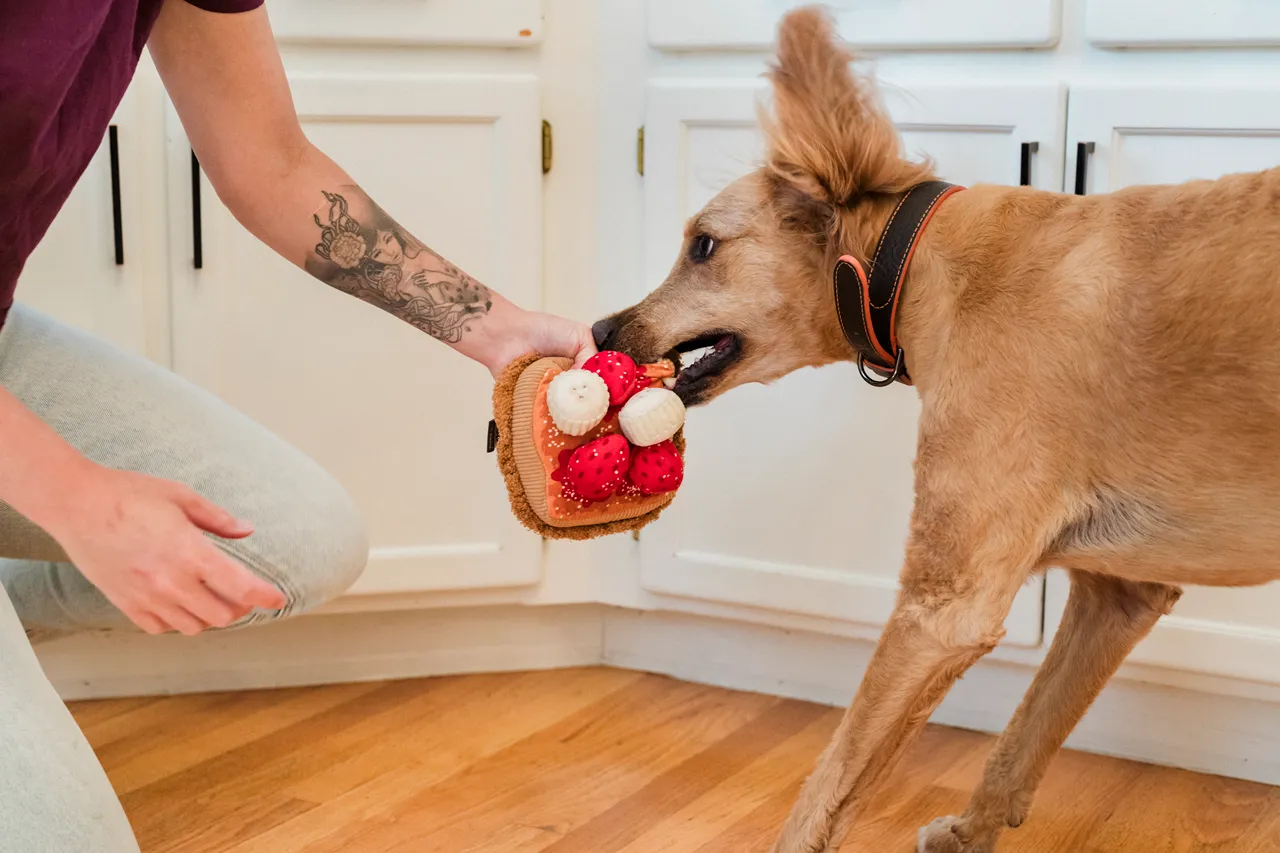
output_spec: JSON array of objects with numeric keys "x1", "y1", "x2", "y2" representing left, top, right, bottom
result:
[{"x1": 0, "y1": 0, "x2": 263, "y2": 330}]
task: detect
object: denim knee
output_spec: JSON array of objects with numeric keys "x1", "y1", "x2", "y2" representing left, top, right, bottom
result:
[{"x1": 223, "y1": 471, "x2": 369, "y2": 625}]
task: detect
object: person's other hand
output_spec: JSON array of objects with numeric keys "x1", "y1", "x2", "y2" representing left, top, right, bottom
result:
[{"x1": 43, "y1": 465, "x2": 286, "y2": 635}]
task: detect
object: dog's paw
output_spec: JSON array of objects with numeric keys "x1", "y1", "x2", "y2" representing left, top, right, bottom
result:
[{"x1": 917, "y1": 816, "x2": 994, "y2": 853}]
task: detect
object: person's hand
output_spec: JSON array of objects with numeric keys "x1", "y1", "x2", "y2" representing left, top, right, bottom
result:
[
  {"x1": 478, "y1": 307, "x2": 598, "y2": 378},
  {"x1": 521, "y1": 310, "x2": 598, "y2": 371},
  {"x1": 42, "y1": 464, "x2": 286, "y2": 635}
]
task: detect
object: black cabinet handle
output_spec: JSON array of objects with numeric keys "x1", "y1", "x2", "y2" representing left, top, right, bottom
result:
[
  {"x1": 109, "y1": 125, "x2": 123, "y2": 265},
  {"x1": 1019, "y1": 141, "x2": 1039, "y2": 187},
  {"x1": 190, "y1": 150, "x2": 203, "y2": 269},
  {"x1": 1074, "y1": 141, "x2": 1096, "y2": 196}
]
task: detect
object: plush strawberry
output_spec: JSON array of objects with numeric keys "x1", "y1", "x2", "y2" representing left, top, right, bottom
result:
[
  {"x1": 627, "y1": 439, "x2": 684, "y2": 495},
  {"x1": 582, "y1": 351, "x2": 639, "y2": 407},
  {"x1": 551, "y1": 434, "x2": 631, "y2": 502}
]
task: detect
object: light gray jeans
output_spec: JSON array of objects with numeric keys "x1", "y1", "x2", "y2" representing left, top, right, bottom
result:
[{"x1": 0, "y1": 304, "x2": 369, "y2": 851}]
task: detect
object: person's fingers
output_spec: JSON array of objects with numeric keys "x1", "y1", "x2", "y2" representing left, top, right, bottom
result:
[
  {"x1": 198, "y1": 542, "x2": 287, "y2": 611},
  {"x1": 173, "y1": 574, "x2": 245, "y2": 629},
  {"x1": 151, "y1": 603, "x2": 207, "y2": 636},
  {"x1": 173, "y1": 485, "x2": 254, "y2": 539},
  {"x1": 126, "y1": 606, "x2": 169, "y2": 635}
]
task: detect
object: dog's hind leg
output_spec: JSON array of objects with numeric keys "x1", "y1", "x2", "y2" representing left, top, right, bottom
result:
[
  {"x1": 917, "y1": 571, "x2": 1181, "y2": 853},
  {"x1": 771, "y1": 489, "x2": 1047, "y2": 853}
]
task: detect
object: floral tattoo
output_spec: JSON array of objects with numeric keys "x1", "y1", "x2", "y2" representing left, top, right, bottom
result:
[{"x1": 307, "y1": 189, "x2": 492, "y2": 343}]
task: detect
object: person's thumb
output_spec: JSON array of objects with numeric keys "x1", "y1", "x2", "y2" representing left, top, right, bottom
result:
[{"x1": 571, "y1": 326, "x2": 598, "y2": 369}]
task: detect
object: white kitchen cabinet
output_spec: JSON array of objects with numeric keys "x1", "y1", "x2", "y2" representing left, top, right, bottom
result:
[
  {"x1": 647, "y1": 0, "x2": 1061, "y2": 51},
  {"x1": 16, "y1": 82, "x2": 154, "y2": 357},
  {"x1": 1086, "y1": 0, "x2": 1280, "y2": 48},
  {"x1": 637, "y1": 80, "x2": 1066, "y2": 647},
  {"x1": 1063, "y1": 83, "x2": 1280, "y2": 685},
  {"x1": 165, "y1": 73, "x2": 546, "y2": 599},
  {"x1": 268, "y1": 0, "x2": 544, "y2": 46}
]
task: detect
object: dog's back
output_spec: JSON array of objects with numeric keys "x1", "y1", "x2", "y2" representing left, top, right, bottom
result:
[{"x1": 925, "y1": 167, "x2": 1280, "y2": 585}]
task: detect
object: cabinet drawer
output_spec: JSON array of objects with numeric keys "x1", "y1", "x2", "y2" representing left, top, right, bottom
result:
[
  {"x1": 647, "y1": 0, "x2": 1061, "y2": 51},
  {"x1": 1087, "y1": 0, "x2": 1280, "y2": 48},
  {"x1": 269, "y1": 0, "x2": 543, "y2": 46}
]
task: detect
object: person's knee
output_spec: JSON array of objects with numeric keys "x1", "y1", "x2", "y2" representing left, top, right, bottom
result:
[{"x1": 224, "y1": 472, "x2": 369, "y2": 624}]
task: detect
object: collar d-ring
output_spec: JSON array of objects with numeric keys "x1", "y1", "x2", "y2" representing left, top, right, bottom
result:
[{"x1": 857, "y1": 348, "x2": 905, "y2": 388}]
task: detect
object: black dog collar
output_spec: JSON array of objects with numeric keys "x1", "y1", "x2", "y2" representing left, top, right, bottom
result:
[{"x1": 833, "y1": 181, "x2": 963, "y2": 387}]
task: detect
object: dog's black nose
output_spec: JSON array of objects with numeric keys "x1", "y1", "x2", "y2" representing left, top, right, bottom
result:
[{"x1": 592, "y1": 317, "x2": 619, "y2": 351}]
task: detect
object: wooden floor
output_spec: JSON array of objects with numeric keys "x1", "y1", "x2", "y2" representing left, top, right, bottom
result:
[{"x1": 69, "y1": 667, "x2": 1280, "y2": 852}]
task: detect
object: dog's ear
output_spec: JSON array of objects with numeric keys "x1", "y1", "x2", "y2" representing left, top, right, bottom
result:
[{"x1": 762, "y1": 7, "x2": 931, "y2": 215}]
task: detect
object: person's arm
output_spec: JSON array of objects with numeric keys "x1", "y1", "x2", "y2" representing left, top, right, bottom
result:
[
  {"x1": 148, "y1": 1, "x2": 594, "y2": 376},
  {"x1": 0, "y1": 387, "x2": 285, "y2": 634}
]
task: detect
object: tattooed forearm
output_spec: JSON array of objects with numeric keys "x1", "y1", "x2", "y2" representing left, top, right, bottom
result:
[{"x1": 305, "y1": 188, "x2": 492, "y2": 343}]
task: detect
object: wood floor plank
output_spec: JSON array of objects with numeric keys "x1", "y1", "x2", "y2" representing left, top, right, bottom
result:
[
  {"x1": 371, "y1": 676, "x2": 776, "y2": 853},
  {"x1": 224, "y1": 667, "x2": 646, "y2": 853},
  {"x1": 614, "y1": 709, "x2": 842, "y2": 853},
  {"x1": 70, "y1": 694, "x2": 165, "y2": 735},
  {"x1": 80, "y1": 692, "x2": 237, "y2": 754},
  {"x1": 1237, "y1": 791, "x2": 1280, "y2": 853},
  {"x1": 236, "y1": 675, "x2": 712, "y2": 853},
  {"x1": 287, "y1": 667, "x2": 642, "y2": 804},
  {"x1": 540, "y1": 698, "x2": 828, "y2": 853},
  {"x1": 1004, "y1": 746, "x2": 1146, "y2": 852},
  {"x1": 108, "y1": 680, "x2": 387, "y2": 796},
  {"x1": 65, "y1": 668, "x2": 1280, "y2": 853},
  {"x1": 1085, "y1": 763, "x2": 1275, "y2": 853},
  {"x1": 123, "y1": 677, "x2": 452, "y2": 852}
]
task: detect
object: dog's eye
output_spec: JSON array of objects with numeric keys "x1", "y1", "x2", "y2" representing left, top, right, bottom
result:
[{"x1": 690, "y1": 235, "x2": 717, "y2": 263}]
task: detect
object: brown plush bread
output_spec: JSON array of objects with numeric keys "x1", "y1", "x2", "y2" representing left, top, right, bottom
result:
[{"x1": 492, "y1": 354, "x2": 684, "y2": 540}]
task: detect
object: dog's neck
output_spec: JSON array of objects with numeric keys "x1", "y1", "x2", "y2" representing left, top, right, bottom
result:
[{"x1": 818, "y1": 186, "x2": 1013, "y2": 391}]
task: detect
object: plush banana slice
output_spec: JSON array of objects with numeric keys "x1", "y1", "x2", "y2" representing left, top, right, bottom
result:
[
  {"x1": 619, "y1": 387, "x2": 686, "y2": 446},
  {"x1": 547, "y1": 369, "x2": 610, "y2": 436}
]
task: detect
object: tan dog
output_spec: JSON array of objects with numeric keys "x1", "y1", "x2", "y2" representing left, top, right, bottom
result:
[{"x1": 591, "y1": 7, "x2": 1280, "y2": 852}]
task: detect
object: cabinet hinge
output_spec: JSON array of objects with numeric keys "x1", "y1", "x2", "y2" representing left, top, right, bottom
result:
[
  {"x1": 542, "y1": 120, "x2": 553, "y2": 175},
  {"x1": 637, "y1": 126, "x2": 645, "y2": 176}
]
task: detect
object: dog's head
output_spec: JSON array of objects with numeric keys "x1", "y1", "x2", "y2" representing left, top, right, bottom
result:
[{"x1": 593, "y1": 7, "x2": 933, "y2": 405}]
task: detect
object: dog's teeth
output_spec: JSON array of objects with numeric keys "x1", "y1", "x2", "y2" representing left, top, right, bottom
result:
[{"x1": 681, "y1": 346, "x2": 714, "y2": 370}]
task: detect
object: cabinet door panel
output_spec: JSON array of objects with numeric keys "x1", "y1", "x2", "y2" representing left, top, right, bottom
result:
[
  {"x1": 269, "y1": 0, "x2": 543, "y2": 46},
  {"x1": 167, "y1": 74, "x2": 543, "y2": 599},
  {"x1": 1063, "y1": 85, "x2": 1280, "y2": 684},
  {"x1": 640, "y1": 80, "x2": 1065, "y2": 646},
  {"x1": 17, "y1": 84, "x2": 151, "y2": 356},
  {"x1": 648, "y1": 0, "x2": 1060, "y2": 51},
  {"x1": 1086, "y1": 0, "x2": 1280, "y2": 48}
]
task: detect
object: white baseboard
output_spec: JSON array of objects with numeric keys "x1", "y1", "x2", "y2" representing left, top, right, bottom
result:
[
  {"x1": 601, "y1": 608, "x2": 1280, "y2": 787},
  {"x1": 36, "y1": 603, "x2": 1280, "y2": 787},
  {"x1": 35, "y1": 604, "x2": 604, "y2": 700}
]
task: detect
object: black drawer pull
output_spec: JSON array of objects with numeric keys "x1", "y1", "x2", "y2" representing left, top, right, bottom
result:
[
  {"x1": 191, "y1": 150, "x2": 203, "y2": 270},
  {"x1": 1074, "y1": 141, "x2": 1095, "y2": 196},
  {"x1": 1019, "y1": 141, "x2": 1039, "y2": 187},
  {"x1": 109, "y1": 125, "x2": 123, "y2": 265}
]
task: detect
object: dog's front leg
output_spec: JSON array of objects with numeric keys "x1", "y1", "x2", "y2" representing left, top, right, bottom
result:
[{"x1": 771, "y1": 512, "x2": 1039, "y2": 853}]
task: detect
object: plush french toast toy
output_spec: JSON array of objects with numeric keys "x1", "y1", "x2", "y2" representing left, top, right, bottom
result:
[{"x1": 489, "y1": 351, "x2": 686, "y2": 539}]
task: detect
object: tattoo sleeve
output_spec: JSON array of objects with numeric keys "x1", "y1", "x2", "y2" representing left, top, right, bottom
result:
[{"x1": 304, "y1": 187, "x2": 492, "y2": 344}]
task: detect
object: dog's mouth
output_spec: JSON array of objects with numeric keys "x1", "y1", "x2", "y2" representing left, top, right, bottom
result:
[{"x1": 668, "y1": 332, "x2": 742, "y2": 405}]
